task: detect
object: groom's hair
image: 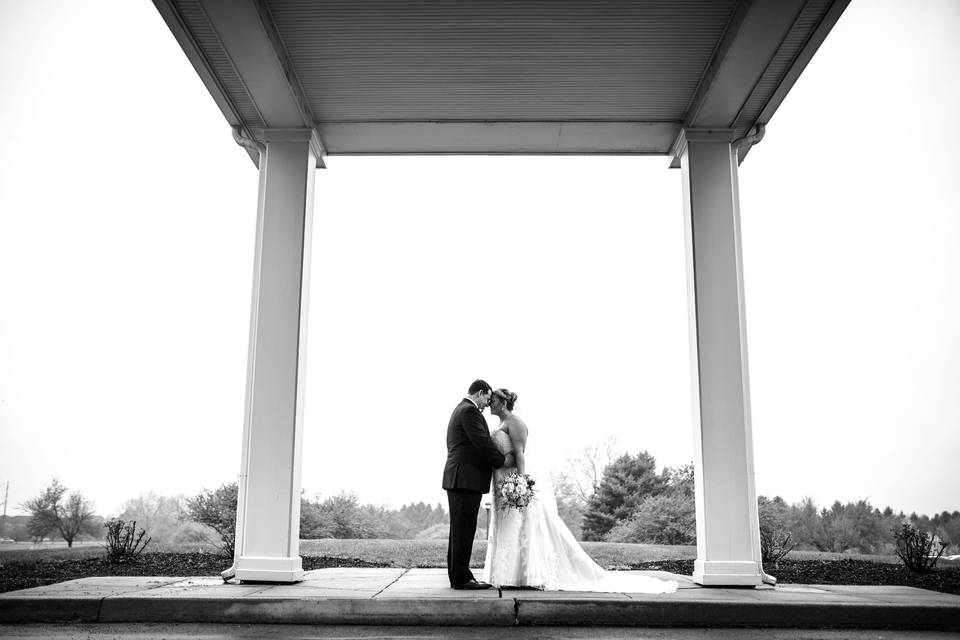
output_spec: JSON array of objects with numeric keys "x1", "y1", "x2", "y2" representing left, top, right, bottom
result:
[{"x1": 468, "y1": 379, "x2": 492, "y2": 395}]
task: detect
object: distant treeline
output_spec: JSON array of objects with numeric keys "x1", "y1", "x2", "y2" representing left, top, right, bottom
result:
[
  {"x1": 0, "y1": 490, "x2": 452, "y2": 546},
  {"x1": 550, "y1": 448, "x2": 960, "y2": 554},
  {"x1": 747, "y1": 497, "x2": 959, "y2": 554},
  {"x1": 7, "y1": 464, "x2": 958, "y2": 555},
  {"x1": 300, "y1": 493, "x2": 449, "y2": 540}
]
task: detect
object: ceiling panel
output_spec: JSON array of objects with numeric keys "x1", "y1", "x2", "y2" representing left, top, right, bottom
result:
[
  {"x1": 155, "y1": 0, "x2": 849, "y2": 156},
  {"x1": 267, "y1": 0, "x2": 739, "y2": 122}
]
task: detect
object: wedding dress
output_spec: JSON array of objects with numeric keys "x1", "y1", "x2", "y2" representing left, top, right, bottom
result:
[{"x1": 483, "y1": 428, "x2": 677, "y2": 593}]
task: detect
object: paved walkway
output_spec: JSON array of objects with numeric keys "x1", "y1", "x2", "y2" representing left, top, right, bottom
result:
[{"x1": 2, "y1": 568, "x2": 959, "y2": 630}]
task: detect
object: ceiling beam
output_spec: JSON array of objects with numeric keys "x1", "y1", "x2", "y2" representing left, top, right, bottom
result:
[
  {"x1": 153, "y1": 0, "x2": 324, "y2": 167},
  {"x1": 317, "y1": 121, "x2": 681, "y2": 155},
  {"x1": 671, "y1": 0, "x2": 850, "y2": 167},
  {"x1": 684, "y1": 0, "x2": 808, "y2": 129}
]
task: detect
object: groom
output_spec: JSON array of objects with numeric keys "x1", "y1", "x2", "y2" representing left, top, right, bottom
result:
[{"x1": 442, "y1": 379, "x2": 506, "y2": 589}]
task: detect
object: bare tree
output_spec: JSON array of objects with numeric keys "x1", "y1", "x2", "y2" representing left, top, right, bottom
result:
[
  {"x1": 21, "y1": 479, "x2": 96, "y2": 547},
  {"x1": 556, "y1": 438, "x2": 622, "y2": 504},
  {"x1": 549, "y1": 439, "x2": 623, "y2": 539},
  {"x1": 25, "y1": 509, "x2": 56, "y2": 543},
  {"x1": 119, "y1": 491, "x2": 188, "y2": 545}
]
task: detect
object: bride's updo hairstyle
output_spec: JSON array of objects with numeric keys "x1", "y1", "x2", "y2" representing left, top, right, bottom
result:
[{"x1": 494, "y1": 388, "x2": 518, "y2": 411}]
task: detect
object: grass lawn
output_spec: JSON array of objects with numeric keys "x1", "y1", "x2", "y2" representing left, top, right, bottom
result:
[{"x1": 299, "y1": 538, "x2": 698, "y2": 568}]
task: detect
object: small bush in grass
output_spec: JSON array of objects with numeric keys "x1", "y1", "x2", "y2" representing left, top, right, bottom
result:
[
  {"x1": 104, "y1": 519, "x2": 151, "y2": 563},
  {"x1": 894, "y1": 523, "x2": 947, "y2": 573},
  {"x1": 604, "y1": 493, "x2": 696, "y2": 545},
  {"x1": 759, "y1": 496, "x2": 795, "y2": 568},
  {"x1": 760, "y1": 526, "x2": 795, "y2": 567}
]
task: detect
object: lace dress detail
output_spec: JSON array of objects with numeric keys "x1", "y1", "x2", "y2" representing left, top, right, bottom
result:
[{"x1": 483, "y1": 429, "x2": 677, "y2": 594}]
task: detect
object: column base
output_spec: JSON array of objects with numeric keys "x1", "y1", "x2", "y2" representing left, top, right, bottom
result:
[
  {"x1": 692, "y1": 559, "x2": 763, "y2": 586},
  {"x1": 234, "y1": 555, "x2": 304, "y2": 583}
]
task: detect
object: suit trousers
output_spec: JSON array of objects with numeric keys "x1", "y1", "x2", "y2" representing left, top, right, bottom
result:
[{"x1": 446, "y1": 488, "x2": 483, "y2": 587}]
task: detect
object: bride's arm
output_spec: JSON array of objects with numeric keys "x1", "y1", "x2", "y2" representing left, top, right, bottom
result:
[{"x1": 508, "y1": 420, "x2": 529, "y2": 475}]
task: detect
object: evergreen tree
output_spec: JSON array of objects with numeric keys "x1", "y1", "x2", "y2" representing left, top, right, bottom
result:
[{"x1": 580, "y1": 451, "x2": 665, "y2": 541}]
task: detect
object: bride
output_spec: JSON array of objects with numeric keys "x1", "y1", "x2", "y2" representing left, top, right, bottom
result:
[{"x1": 483, "y1": 388, "x2": 677, "y2": 594}]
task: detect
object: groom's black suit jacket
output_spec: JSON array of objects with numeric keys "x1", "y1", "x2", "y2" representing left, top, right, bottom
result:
[{"x1": 442, "y1": 399, "x2": 505, "y2": 494}]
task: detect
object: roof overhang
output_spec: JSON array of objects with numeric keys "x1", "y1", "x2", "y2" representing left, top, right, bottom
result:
[{"x1": 152, "y1": 0, "x2": 849, "y2": 167}]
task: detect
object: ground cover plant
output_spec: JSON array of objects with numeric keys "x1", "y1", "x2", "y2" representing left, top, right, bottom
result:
[
  {"x1": 2, "y1": 540, "x2": 957, "y2": 596},
  {"x1": 103, "y1": 519, "x2": 151, "y2": 563},
  {"x1": 894, "y1": 522, "x2": 948, "y2": 573}
]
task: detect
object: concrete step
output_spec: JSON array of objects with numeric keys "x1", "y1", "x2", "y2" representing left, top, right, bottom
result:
[{"x1": 2, "y1": 568, "x2": 958, "y2": 630}]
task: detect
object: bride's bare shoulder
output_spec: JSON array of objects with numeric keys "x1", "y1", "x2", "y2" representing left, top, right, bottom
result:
[{"x1": 506, "y1": 416, "x2": 528, "y2": 435}]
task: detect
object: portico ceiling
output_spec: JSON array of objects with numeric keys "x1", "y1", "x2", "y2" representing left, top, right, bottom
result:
[{"x1": 152, "y1": 0, "x2": 849, "y2": 165}]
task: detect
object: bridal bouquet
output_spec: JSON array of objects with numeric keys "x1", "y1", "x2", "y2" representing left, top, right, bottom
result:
[{"x1": 497, "y1": 472, "x2": 536, "y2": 511}]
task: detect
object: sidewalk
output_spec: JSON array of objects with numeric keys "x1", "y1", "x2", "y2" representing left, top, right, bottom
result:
[{"x1": 2, "y1": 568, "x2": 958, "y2": 630}]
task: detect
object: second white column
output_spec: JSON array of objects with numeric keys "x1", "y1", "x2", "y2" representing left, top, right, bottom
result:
[
  {"x1": 680, "y1": 129, "x2": 766, "y2": 587},
  {"x1": 232, "y1": 129, "x2": 319, "y2": 583}
]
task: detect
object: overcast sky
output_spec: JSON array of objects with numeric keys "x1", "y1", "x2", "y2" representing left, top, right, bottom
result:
[{"x1": 1, "y1": 0, "x2": 958, "y2": 520}]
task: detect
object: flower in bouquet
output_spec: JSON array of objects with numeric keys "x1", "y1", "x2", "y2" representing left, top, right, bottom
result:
[{"x1": 497, "y1": 472, "x2": 537, "y2": 510}]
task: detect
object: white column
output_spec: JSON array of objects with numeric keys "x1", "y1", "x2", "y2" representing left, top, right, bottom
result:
[
  {"x1": 680, "y1": 129, "x2": 766, "y2": 587},
  {"x1": 230, "y1": 129, "x2": 318, "y2": 583}
]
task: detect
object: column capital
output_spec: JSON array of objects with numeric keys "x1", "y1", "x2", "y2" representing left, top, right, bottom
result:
[
  {"x1": 669, "y1": 128, "x2": 736, "y2": 168},
  {"x1": 256, "y1": 128, "x2": 326, "y2": 169}
]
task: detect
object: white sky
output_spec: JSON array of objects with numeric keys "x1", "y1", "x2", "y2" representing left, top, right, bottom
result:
[{"x1": 1, "y1": 0, "x2": 958, "y2": 519}]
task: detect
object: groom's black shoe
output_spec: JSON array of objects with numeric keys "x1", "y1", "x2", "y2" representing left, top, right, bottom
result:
[{"x1": 453, "y1": 579, "x2": 493, "y2": 590}]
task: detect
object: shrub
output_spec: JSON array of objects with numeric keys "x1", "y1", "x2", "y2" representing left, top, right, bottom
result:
[
  {"x1": 604, "y1": 493, "x2": 695, "y2": 545},
  {"x1": 894, "y1": 523, "x2": 947, "y2": 573},
  {"x1": 170, "y1": 521, "x2": 218, "y2": 547},
  {"x1": 758, "y1": 496, "x2": 794, "y2": 567},
  {"x1": 186, "y1": 483, "x2": 237, "y2": 557},
  {"x1": 104, "y1": 519, "x2": 151, "y2": 563},
  {"x1": 300, "y1": 492, "x2": 386, "y2": 539}
]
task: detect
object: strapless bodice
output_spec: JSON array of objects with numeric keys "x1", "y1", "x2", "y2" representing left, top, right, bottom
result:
[{"x1": 492, "y1": 429, "x2": 513, "y2": 455}]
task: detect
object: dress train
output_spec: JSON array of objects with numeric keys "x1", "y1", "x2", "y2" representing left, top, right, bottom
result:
[{"x1": 482, "y1": 432, "x2": 677, "y2": 594}]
